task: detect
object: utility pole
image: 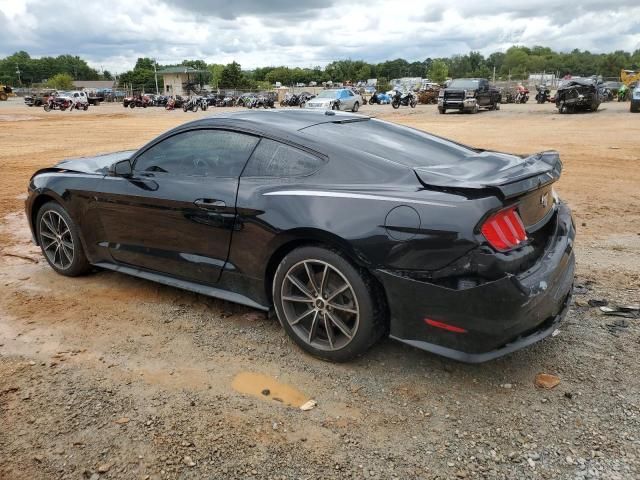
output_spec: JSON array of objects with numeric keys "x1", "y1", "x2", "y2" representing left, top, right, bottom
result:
[
  {"x1": 154, "y1": 60, "x2": 159, "y2": 95},
  {"x1": 15, "y1": 64, "x2": 22, "y2": 86},
  {"x1": 492, "y1": 65, "x2": 496, "y2": 83}
]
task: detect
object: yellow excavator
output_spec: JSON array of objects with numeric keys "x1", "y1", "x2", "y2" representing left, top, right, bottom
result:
[
  {"x1": 0, "y1": 84, "x2": 15, "y2": 101},
  {"x1": 621, "y1": 69, "x2": 640, "y2": 87}
]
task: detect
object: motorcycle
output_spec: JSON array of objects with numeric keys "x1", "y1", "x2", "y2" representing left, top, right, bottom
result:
[
  {"x1": 535, "y1": 85, "x2": 551, "y2": 104},
  {"x1": 124, "y1": 95, "x2": 151, "y2": 108},
  {"x1": 43, "y1": 96, "x2": 72, "y2": 112},
  {"x1": 515, "y1": 86, "x2": 530, "y2": 104},
  {"x1": 391, "y1": 90, "x2": 417, "y2": 109},
  {"x1": 182, "y1": 96, "x2": 208, "y2": 112}
]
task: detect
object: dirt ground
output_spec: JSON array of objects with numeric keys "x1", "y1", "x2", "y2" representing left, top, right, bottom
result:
[{"x1": 0, "y1": 99, "x2": 638, "y2": 480}]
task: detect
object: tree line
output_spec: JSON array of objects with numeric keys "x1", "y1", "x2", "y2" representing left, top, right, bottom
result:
[{"x1": 2, "y1": 46, "x2": 640, "y2": 91}]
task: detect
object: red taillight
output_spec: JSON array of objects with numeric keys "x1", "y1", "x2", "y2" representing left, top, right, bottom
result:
[
  {"x1": 481, "y1": 207, "x2": 528, "y2": 252},
  {"x1": 424, "y1": 318, "x2": 468, "y2": 333}
]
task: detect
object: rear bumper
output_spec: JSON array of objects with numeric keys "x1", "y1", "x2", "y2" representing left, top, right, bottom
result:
[{"x1": 375, "y1": 202, "x2": 576, "y2": 363}]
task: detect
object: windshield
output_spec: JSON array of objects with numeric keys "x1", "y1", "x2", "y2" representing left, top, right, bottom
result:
[
  {"x1": 449, "y1": 79, "x2": 480, "y2": 89},
  {"x1": 316, "y1": 90, "x2": 340, "y2": 99}
]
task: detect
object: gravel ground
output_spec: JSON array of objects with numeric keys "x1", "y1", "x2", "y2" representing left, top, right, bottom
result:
[{"x1": 0, "y1": 99, "x2": 639, "y2": 479}]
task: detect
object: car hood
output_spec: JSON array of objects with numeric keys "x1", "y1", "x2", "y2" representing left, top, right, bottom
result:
[
  {"x1": 53, "y1": 150, "x2": 136, "y2": 174},
  {"x1": 413, "y1": 150, "x2": 562, "y2": 199}
]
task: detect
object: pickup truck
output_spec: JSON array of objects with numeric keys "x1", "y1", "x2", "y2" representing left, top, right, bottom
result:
[{"x1": 438, "y1": 78, "x2": 501, "y2": 114}]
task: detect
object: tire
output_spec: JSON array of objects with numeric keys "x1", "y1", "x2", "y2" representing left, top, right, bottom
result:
[
  {"x1": 362, "y1": 98, "x2": 367, "y2": 105},
  {"x1": 438, "y1": 107, "x2": 446, "y2": 114},
  {"x1": 495, "y1": 101, "x2": 500, "y2": 110},
  {"x1": 391, "y1": 100, "x2": 400, "y2": 109},
  {"x1": 36, "y1": 202, "x2": 91, "y2": 277},
  {"x1": 44, "y1": 104, "x2": 51, "y2": 112},
  {"x1": 129, "y1": 103, "x2": 135, "y2": 109},
  {"x1": 183, "y1": 105, "x2": 188, "y2": 112},
  {"x1": 410, "y1": 99, "x2": 417, "y2": 108},
  {"x1": 83, "y1": 104, "x2": 88, "y2": 111},
  {"x1": 0, "y1": 92, "x2": 7, "y2": 101},
  {"x1": 273, "y1": 246, "x2": 386, "y2": 362},
  {"x1": 352, "y1": 101, "x2": 359, "y2": 113}
]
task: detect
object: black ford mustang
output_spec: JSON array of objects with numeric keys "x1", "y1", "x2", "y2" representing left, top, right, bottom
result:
[{"x1": 26, "y1": 110, "x2": 575, "y2": 362}]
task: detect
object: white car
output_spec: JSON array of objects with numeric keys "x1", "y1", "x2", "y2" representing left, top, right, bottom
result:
[
  {"x1": 305, "y1": 88, "x2": 363, "y2": 112},
  {"x1": 57, "y1": 90, "x2": 89, "y2": 107}
]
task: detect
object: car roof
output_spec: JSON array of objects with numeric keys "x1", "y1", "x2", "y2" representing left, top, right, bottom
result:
[{"x1": 181, "y1": 110, "x2": 368, "y2": 134}]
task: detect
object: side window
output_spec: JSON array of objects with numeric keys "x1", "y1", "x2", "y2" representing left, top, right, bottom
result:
[
  {"x1": 134, "y1": 130, "x2": 259, "y2": 177},
  {"x1": 243, "y1": 139, "x2": 324, "y2": 177}
]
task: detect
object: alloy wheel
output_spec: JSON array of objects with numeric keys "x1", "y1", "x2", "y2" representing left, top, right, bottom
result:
[
  {"x1": 280, "y1": 259, "x2": 359, "y2": 351},
  {"x1": 39, "y1": 210, "x2": 74, "y2": 270}
]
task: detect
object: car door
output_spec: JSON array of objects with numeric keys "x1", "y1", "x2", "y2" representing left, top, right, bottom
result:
[
  {"x1": 340, "y1": 90, "x2": 354, "y2": 110},
  {"x1": 95, "y1": 128, "x2": 260, "y2": 284},
  {"x1": 477, "y1": 80, "x2": 490, "y2": 107}
]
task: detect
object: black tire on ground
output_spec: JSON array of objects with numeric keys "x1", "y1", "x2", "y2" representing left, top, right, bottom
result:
[
  {"x1": 438, "y1": 107, "x2": 446, "y2": 114},
  {"x1": 36, "y1": 201, "x2": 92, "y2": 277},
  {"x1": 352, "y1": 102, "x2": 359, "y2": 112},
  {"x1": 0, "y1": 92, "x2": 7, "y2": 101},
  {"x1": 129, "y1": 103, "x2": 135, "y2": 109},
  {"x1": 44, "y1": 104, "x2": 51, "y2": 112},
  {"x1": 391, "y1": 100, "x2": 400, "y2": 109},
  {"x1": 272, "y1": 245, "x2": 386, "y2": 362}
]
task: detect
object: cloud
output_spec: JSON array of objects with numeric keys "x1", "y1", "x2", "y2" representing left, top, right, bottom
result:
[
  {"x1": 0, "y1": 0, "x2": 638, "y2": 74},
  {"x1": 161, "y1": 0, "x2": 335, "y2": 19}
]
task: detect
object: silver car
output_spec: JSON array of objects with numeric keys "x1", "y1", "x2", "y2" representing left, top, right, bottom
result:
[{"x1": 305, "y1": 88, "x2": 363, "y2": 112}]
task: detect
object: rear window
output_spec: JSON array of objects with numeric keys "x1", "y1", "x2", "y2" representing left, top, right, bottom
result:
[
  {"x1": 243, "y1": 139, "x2": 325, "y2": 177},
  {"x1": 301, "y1": 119, "x2": 477, "y2": 167}
]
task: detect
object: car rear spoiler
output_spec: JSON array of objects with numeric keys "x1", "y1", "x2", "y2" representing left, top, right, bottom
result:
[{"x1": 413, "y1": 150, "x2": 562, "y2": 199}]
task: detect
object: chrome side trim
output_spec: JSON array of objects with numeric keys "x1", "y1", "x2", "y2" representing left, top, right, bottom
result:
[{"x1": 263, "y1": 190, "x2": 453, "y2": 207}]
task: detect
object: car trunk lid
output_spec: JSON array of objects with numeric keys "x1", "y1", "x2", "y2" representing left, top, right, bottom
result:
[{"x1": 413, "y1": 150, "x2": 562, "y2": 201}]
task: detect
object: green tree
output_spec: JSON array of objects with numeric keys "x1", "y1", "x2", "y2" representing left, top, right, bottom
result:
[
  {"x1": 46, "y1": 73, "x2": 74, "y2": 90},
  {"x1": 427, "y1": 59, "x2": 449, "y2": 83},
  {"x1": 219, "y1": 61, "x2": 242, "y2": 88},
  {"x1": 208, "y1": 64, "x2": 225, "y2": 89}
]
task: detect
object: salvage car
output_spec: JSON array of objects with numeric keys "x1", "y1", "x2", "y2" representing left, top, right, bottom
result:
[
  {"x1": 25, "y1": 110, "x2": 575, "y2": 363},
  {"x1": 438, "y1": 78, "x2": 501, "y2": 114},
  {"x1": 305, "y1": 89, "x2": 362, "y2": 112},
  {"x1": 630, "y1": 85, "x2": 640, "y2": 113},
  {"x1": 555, "y1": 78, "x2": 600, "y2": 114}
]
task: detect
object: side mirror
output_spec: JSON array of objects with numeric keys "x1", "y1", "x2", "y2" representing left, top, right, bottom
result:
[{"x1": 109, "y1": 159, "x2": 132, "y2": 177}]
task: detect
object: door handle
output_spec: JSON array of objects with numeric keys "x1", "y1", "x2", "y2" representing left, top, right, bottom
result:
[{"x1": 194, "y1": 198, "x2": 226, "y2": 210}]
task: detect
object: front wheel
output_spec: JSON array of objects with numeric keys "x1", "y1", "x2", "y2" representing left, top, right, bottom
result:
[
  {"x1": 352, "y1": 101, "x2": 359, "y2": 112},
  {"x1": 410, "y1": 99, "x2": 417, "y2": 108},
  {"x1": 36, "y1": 202, "x2": 91, "y2": 277},
  {"x1": 391, "y1": 100, "x2": 400, "y2": 109},
  {"x1": 273, "y1": 246, "x2": 385, "y2": 362},
  {"x1": 44, "y1": 104, "x2": 51, "y2": 112}
]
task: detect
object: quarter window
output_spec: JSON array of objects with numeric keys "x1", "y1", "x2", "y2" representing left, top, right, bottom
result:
[
  {"x1": 134, "y1": 130, "x2": 259, "y2": 177},
  {"x1": 243, "y1": 139, "x2": 324, "y2": 177}
]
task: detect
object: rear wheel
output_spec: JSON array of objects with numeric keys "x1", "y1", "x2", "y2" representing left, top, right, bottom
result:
[
  {"x1": 36, "y1": 202, "x2": 91, "y2": 277},
  {"x1": 273, "y1": 246, "x2": 385, "y2": 362},
  {"x1": 352, "y1": 101, "x2": 359, "y2": 112}
]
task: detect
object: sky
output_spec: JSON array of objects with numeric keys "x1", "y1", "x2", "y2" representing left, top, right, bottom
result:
[{"x1": 1, "y1": 0, "x2": 639, "y2": 74}]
